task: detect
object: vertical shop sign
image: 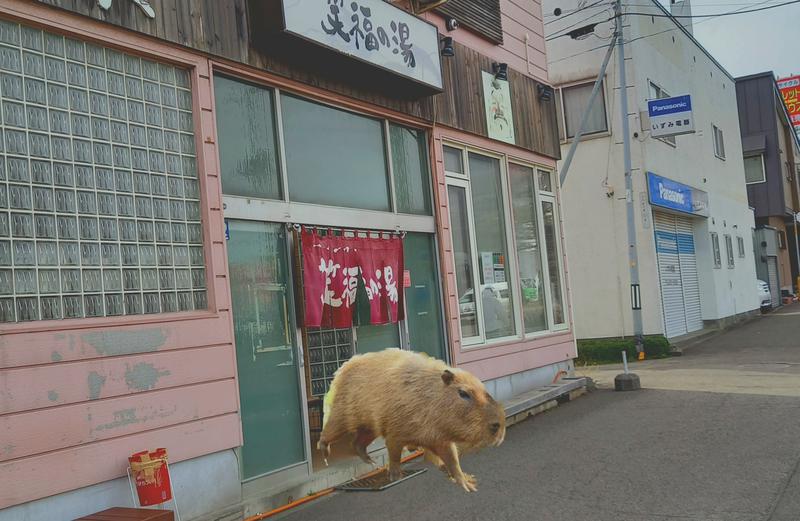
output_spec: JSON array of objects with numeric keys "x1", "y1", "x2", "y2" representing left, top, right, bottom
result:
[{"x1": 482, "y1": 71, "x2": 516, "y2": 144}]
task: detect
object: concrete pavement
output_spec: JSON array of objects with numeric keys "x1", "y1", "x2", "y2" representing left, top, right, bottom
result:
[{"x1": 276, "y1": 305, "x2": 800, "y2": 521}]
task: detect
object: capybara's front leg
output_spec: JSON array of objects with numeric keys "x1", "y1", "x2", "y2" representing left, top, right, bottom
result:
[
  {"x1": 385, "y1": 438, "x2": 404, "y2": 481},
  {"x1": 424, "y1": 449, "x2": 450, "y2": 477},
  {"x1": 317, "y1": 413, "x2": 347, "y2": 465},
  {"x1": 438, "y1": 442, "x2": 477, "y2": 492}
]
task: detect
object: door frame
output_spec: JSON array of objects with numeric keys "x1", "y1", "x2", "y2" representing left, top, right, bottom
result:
[{"x1": 224, "y1": 215, "x2": 313, "y2": 485}]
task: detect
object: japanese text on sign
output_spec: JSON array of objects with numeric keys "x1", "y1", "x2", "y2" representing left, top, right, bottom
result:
[
  {"x1": 648, "y1": 95, "x2": 695, "y2": 138},
  {"x1": 302, "y1": 229, "x2": 405, "y2": 328},
  {"x1": 281, "y1": 0, "x2": 443, "y2": 90},
  {"x1": 778, "y1": 76, "x2": 800, "y2": 134}
]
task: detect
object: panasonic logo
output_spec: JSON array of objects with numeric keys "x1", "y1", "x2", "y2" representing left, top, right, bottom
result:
[
  {"x1": 651, "y1": 101, "x2": 688, "y2": 112},
  {"x1": 658, "y1": 183, "x2": 685, "y2": 205}
]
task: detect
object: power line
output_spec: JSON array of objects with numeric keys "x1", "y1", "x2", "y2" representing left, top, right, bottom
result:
[
  {"x1": 546, "y1": 12, "x2": 614, "y2": 40},
  {"x1": 547, "y1": 0, "x2": 786, "y2": 61},
  {"x1": 545, "y1": 0, "x2": 611, "y2": 24},
  {"x1": 623, "y1": 0, "x2": 800, "y2": 17}
]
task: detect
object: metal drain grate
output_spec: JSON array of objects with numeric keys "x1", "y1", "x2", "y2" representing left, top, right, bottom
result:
[{"x1": 335, "y1": 468, "x2": 427, "y2": 491}]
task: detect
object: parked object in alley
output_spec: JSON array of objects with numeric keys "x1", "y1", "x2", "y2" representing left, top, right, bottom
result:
[
  {"x1": 318, "y1": 349, "x2": 506, "y2": 492},
  {"x1": 757, "y1": 279, "x2": 772, "y2": 309},
  {"x1": 614, "y1": 350, "x2": 641, "y2": 391}
]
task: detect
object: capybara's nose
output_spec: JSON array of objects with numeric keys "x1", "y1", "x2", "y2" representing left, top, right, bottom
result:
[{"x1": 490, "y1": 422, "x2": 501, "y2": 435}]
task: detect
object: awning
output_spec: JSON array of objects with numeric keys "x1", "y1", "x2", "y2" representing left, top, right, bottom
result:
[{"x1": 742, "y1": 133, "x2": 767, "y2": 154}]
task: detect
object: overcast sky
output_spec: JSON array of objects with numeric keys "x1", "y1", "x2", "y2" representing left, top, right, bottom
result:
[{"x1": 665, "y1": 0, "x2": 800, "y2": 79}]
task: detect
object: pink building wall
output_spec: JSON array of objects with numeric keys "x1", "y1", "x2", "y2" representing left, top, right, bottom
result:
[
  {"x1": 430, "y1": 128, "x2": 576, "y2": 381},
  {"x1": 423, "y1": 0, "x2": 549, "y2": 83},
  {"x1": 0, "y1": 0, "x2": 241, "y2": 508},
  {"x1": 424, "y1": 0, "x2": 573, "y2": 379}
]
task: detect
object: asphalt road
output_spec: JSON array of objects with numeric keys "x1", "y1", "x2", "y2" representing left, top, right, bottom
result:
[{"x1": 277, "y1": 305, "x2": 800, "y2": 521}]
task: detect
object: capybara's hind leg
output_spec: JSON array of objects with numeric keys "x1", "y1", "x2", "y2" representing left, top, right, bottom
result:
[
  {"x1": 438, "y1": 442, "x2": 477, "y2": 492},
  {"x1": 385, "y1": 438, "x2": 404, "y2": 481},
  {"x1": 351, "y1": 428, "x2": 376, "y2": 465}
]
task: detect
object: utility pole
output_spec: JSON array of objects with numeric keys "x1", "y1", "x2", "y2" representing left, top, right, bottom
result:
[{"x1": 615, "y1": 0, "x2": 645, "y2": 355}]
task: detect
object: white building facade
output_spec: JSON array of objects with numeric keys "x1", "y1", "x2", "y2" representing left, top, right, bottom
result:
[{"x1": 544, "y1": 0, "x2": 759, "y2": 340}]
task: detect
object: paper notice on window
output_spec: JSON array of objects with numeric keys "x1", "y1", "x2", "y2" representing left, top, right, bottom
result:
[{"x1": 481, "y1": 252, "x2": 495, "y2": 284}]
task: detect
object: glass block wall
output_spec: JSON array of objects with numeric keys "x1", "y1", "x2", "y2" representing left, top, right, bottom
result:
[{"x1": 0, "y1": 19, "x2": 206, "y2": 322}]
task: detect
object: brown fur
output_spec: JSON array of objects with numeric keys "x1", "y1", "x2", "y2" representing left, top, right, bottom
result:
[{"x1": 318, "y1": 349, "x2": 506, "y2": 492}]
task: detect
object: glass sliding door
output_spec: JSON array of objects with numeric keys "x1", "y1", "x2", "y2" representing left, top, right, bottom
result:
[
  {"x1": 403, "y1": 232, "x2": 446, "y2": 359},
  {"x1": 227, "y1": 220, "x2": 306, "y2": 478}
]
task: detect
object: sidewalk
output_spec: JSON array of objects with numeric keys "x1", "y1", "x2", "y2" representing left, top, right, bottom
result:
[{"x1": 273, "y1": 305, "x2": 800, "y2": 521}]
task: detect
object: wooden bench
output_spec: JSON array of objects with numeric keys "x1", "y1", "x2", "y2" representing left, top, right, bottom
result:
[{"x1": 75, "y1": 507, "x2": 174, "y2": 521}]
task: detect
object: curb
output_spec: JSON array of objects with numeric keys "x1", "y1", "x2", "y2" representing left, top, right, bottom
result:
[{"x1": 503, "y1": 377, "x2": 589, "y2": 427}]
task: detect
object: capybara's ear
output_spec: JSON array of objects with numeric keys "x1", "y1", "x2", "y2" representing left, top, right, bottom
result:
[{"x1": 441, "y1": 369, "x2": 455, "y2": 385}]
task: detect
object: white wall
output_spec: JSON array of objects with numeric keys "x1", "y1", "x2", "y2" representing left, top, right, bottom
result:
[{"x1": 544, "y1": 0, "x2": 758, "y2": 339}]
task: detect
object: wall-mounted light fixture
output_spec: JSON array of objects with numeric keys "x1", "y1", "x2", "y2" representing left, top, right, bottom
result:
[
  {"x1": 537, "y1": 84, "x2": 554, "y2": 102},
  {"x1": 440, "y1": 37, "x2": 454, "y2": 57},
  {"x1": 492, "y1": 62, "x2": 508, "y2": 81}
]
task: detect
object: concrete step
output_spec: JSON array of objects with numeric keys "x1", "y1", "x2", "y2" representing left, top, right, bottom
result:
[{"x1": 503, "y1": 377, "x2": 589, "y2": 426}]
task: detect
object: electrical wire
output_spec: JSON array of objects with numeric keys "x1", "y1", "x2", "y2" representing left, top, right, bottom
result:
[
  {"x1": 547, "y1": 0, "x2": 788, "y2": 63},
  {"x1": 623, "y1": 0, "x2": 800, "y2": 17},
  {"x1": 546, "y1": 11, "x2": 615, "y2": 41},
  {"x1": 545, "y1": 0, "x2": 611, "y2": 24}
]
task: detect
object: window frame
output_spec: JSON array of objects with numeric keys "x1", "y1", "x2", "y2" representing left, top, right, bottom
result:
[
  {"x1": 711, "y1": 232, "x2": 722, "y2": 268},
  {"x1": 737, "y1": 236, "x2": 746, "y2": 258},
  {"x1": 556, "y1": 78, "x2": 610, "y2": 142},
  {"x1": 778, "y1": 230, "x2": 787, "y2": 250},
  {"x1": 216, "y1": 75, "x2": 437, "y2": 235},
  {"x1": 537, "y1": 179, "x2": 569, "y2": 330},
  {"x1": 443, "y1": 141, "x2": 567, "y2": 348},
  {"x1": 743, "y1": 154, "x2": 766, "y2": 184},
  {"x1": 713, "y1": 124, "x2": 726, "y2": 160},
  {"x1": 724, "y1": 234, "x2": 735, "y2": 268},
  {"x1": 648, "y1": 81, "x2": 677, "y2": 147}
]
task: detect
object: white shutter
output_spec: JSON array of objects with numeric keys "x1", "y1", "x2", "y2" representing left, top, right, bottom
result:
[
  {"x1": 654, "y1": 213, "x2": 687, "y2": 337},
  {"x1": 675, "y1": 216, "x2": 703, "y2": 333}
]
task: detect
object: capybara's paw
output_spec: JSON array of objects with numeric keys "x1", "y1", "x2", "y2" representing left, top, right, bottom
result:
[
  {"x1": 457, "y1": 473, "x2": 478, "y2": 492},
  {"x1": 388, "y1": 466, "x2": 403, "y2": 482}
]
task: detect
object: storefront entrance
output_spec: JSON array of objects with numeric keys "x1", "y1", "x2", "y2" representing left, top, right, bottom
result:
[
  {"x1": 654, "y1": 212, "x2": 703, "y2": 338},
  {"x1": 227, "y1": 221, "x2": 307, "y2": 479},
  {"x1": 215, "y1": 73, "x2": 445, "y2": 484}
]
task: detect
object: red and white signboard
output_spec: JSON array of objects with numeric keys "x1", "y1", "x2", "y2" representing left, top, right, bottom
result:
[
  {"x1": 778, "y1": 75, "x2": 800, "y2": 134},
  {"x1": 301, "y1": 228, "x2": 404, "y2": 328}
]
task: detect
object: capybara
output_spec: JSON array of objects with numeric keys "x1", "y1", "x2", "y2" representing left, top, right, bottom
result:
[{"x1": 317, "y1": 348, "x2": 506, "y2": 492}]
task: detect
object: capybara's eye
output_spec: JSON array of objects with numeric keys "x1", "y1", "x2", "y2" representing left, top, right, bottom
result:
[{"x1": 458, "y1": 389, "x2": 471, "y2": 400}]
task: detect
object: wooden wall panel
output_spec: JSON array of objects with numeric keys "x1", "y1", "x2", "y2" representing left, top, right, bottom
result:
[
  {"x1": 434, "y1": 41, "x2": 561, "y2": 159},
  {"x1": 0, "y1": 379, "x2": 238, "y2": 461},
  {"x1": 0, "y1": 312, "x2": 233, "y2": 369},
  {"x1": 0, "y1": 345, "x2": 236, "y2": 414},
  {"x1": 0, "y1": 413, "x2": 240, "y2": 509}
]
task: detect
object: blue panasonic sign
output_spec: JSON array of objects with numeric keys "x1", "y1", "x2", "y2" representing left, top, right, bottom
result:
[
  {"x1": 647, "y1": 172, "x2": 694, "y2": 214},
  {"x1": 647, "y1": 95, "x2": 692, "y2": 117}
]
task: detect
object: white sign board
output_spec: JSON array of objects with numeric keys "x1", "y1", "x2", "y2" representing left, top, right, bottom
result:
[
  {"x1": 648, "y1": 95, "x2": 694, "y2": 138},
  {"x1": 482, "y1": 72, "x2": 516, "y2": 144},
  {"x1": 282, "y1": 0, "x2": 443, "y2": 90}
]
